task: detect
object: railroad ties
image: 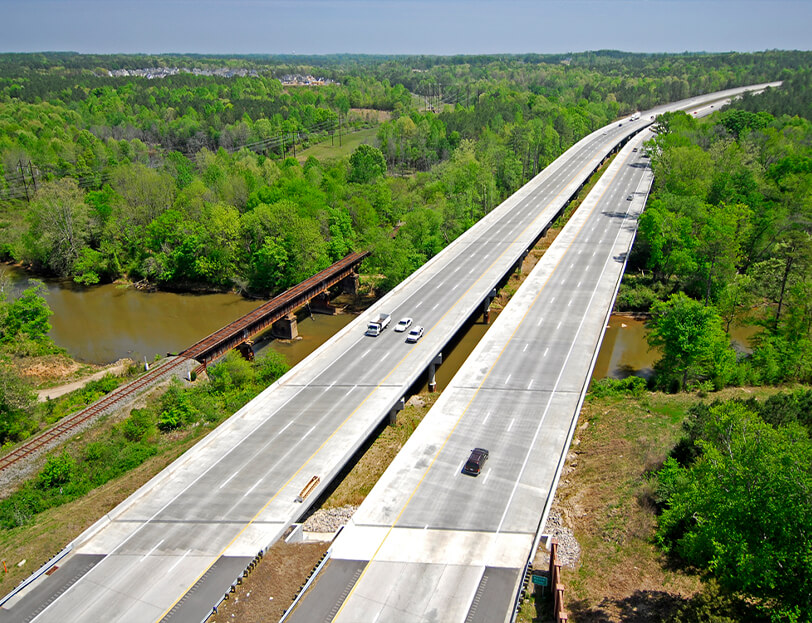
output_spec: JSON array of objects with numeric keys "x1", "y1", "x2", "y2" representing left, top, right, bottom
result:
[{"x1": 0, "y1": 251, "x2": 369, "y2": 475}]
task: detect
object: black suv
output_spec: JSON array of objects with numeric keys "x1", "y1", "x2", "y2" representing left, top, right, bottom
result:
[{"x1": 462, "y1": 448, "x2": 489, "y2": 476}]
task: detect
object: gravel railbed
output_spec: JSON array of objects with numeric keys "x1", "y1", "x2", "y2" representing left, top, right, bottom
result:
[{"x1": 0, "y1": 357, "x2": 197, "y2": 493}]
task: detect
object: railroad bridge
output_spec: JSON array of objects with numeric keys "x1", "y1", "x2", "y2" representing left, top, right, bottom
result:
[{"x1": 182, "y1": 250, "x2": 369, "y2": 367}]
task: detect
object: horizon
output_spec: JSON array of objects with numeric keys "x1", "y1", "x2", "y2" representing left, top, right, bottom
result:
[{"x1": 3, "y1": 1, "x2": 810, "y2": 56}]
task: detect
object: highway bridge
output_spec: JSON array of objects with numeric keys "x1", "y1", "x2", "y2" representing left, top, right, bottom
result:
[
  {"x1": 288, "y1": 126, "x2": 655, "y2": 623},
  {"x1": 0, "y1": 83, "x2": 777, "y2": 623}
]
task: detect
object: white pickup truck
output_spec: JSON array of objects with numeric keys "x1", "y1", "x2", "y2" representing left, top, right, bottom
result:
[{"x1": 366, "y1": 313, "x2": 391, "y2": 337}]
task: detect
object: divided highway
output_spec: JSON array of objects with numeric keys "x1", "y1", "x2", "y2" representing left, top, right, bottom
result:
[
  {"x1": 0, "y1": 83, "x2": 776, "y2": 623},
  {"x1": 289, "y1": 128, "x2": 656, "y2": 623}
]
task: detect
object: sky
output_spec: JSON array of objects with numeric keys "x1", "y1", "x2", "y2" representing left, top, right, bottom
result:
[{"x1": 1, "y1": 0, "x2": 810, "y2": 55}]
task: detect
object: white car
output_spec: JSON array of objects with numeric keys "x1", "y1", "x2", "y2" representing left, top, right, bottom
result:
[
  {"x1": 394, "y1": 317, "x2": 413, "y2": 332},
  {"x1": 406, "y1": 326, "x2": 424, "y2": 343}
]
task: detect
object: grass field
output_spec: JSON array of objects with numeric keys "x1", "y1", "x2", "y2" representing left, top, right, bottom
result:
[{"x1": 296, "y1": 127, "x2": 379, "y2": 163}]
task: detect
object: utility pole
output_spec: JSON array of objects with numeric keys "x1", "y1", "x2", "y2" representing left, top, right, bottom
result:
[
  {"x1": 28, "y1": 161, "x2": 36, "y2": 192},
  {"x1": 17, "y1": 160, "x2": 30, "y2": 202}
]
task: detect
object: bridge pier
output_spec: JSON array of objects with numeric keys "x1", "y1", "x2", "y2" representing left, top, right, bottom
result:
[
  {"x1": 341, "y1": 273, "x2": 359, "y2": 295},
  {"x1": 427, "y1": 353, "x2": 443, "y2": 392},
  {"x1": 389, "y1": 396, "x2": 405, "y2": 425},
  {"x1": 235, "y1": 341, "x2": 255, "y2": 361},
  {"x1": 311, "y1": 292, "x2": 339, "y2": 315},
  {"x1": 482, "y1": 288, "x2": 498, "y2": 324},
  {"x1": 272, "y1": 313, "x2": 299, "y2": 340}
]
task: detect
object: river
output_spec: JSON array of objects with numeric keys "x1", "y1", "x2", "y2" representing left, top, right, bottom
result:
[{"x1": 0, "y1": 265, "x2": 759, "y2": 382}]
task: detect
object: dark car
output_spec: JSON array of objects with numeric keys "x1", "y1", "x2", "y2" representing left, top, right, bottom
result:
[{"x1": 462, "y1": 448, "x2": 489, "y2": 476}]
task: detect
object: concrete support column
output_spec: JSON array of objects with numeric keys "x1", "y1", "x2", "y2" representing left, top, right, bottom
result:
[
  {"x1": 389, "y1": 396, "x2": 405, "y2": 426},
  {"x1": 482, "y1": 288, "x2": 498, "y2": 324},
  {"x1": 427, "y1": 353, "x2": 443, "y2": 392},
  {"x1": 341, "y1": 273, "x2": 360, "y2": 294},
  {"x1": 272, "y1": 313, "x2": 299, "y2": 339}
]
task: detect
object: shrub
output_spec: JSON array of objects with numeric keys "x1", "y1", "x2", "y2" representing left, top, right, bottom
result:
[{"x1": 589, "y1": 375, "x2": 648, "y2": 398}]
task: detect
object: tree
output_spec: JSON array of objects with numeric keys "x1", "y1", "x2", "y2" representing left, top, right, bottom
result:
[
  {"x1": 656, "y1": 402, "x2": 812, "y2": 620},
  {"x1": 23, "y1": 179, "x2": 90, "y2": 276},
  {"x1": 348, "y1": 144, "x2": 387, "y2": 184},
  {"x1": 0, "y1": 282, "x2": 53, "y2": 344},
  {"x1": 0, "y1": 357, "x2": 34, "y2": 444},
  {"x1": 647, "y1": 293, "x2": 735, "y2": 390}
]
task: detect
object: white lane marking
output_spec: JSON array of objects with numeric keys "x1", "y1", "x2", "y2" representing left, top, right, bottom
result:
[
  {"x1": 523, "y1": 344, "x2": 528, "y2": 352},
  {"x1": 568, "y1": 299, "x2": 572, "y2": 307},
  {"x1": 550, "y1": 296, "x2": 555, "y2": 303},
  {"x1": 482, "y1": 411, "x2": 491, "y2": 425},
  {"x1": 504, "y1": 374, "x2": 511, "y2": 385},
  {"x1": 452, "y1": 284, "x2": 459, "y2": 291},
  {"x1": 140, "y1": 539, "x2": 165, "y2": 563},
  {"x1": 527, "y1": 379, "x2": 534, "y2": 390},
  {"x1": 537, "y1": 316, "x2": 544, "y2": 326},
  {"x1": 494, "y1": 181, "x2": 638, "y2": 536},
  {"x1": 220, "y1": 418, "x2": 295, "y2": 489},
  {"x1": 361, "y1": 348, "x2": 371, "y2": 358},
  {"x1": 454, "y1": 265, "x2": 462, "y2": 273},
  {"x1": 166, "y1": 549, "x2": 191, "y2": 573},
  {"x1": 544, "y1": 347, "x2": 549, "y2": 357},
  {"x1": 455, "y1": 459, "x2": 466, "y2": 476},
  {"x1": 432, "y1": 303, "x2": 439, "y2": 310},
  {"x1": 346, "y1": 385, "x2": 356, "y2": 396},
  {"x1": 379, "y1": 351, "x2": 390, "y2": 360},
  {"x1": 577, "y1": 281, "x2": 582, "y2": 288},
  {"x1": 592, "y1": 251, "x2": 597, "y2": 257},
  {"x1": 483, "y1": 469, "x2": 492, "y2": 484},
  {"x1": 243, "y1": 478, "x2": 262, "y2": 498},
  {"x1": 507, "y1": 419, "x2": 514, "y2": 432},
  {"x1": 469, "y1": 267, "x2": 476, "y2": 273},
  {"x1": 325, "y1": 381, "x2": 336, "y2": 392},
  {"x1": 415, "y1": 301, "x2": 423, "y2": 309},
  {"x1": 557, "y1": 321, "x2": 562, "y2": 329}
]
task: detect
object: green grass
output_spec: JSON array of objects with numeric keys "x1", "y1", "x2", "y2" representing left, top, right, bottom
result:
[{"x1": 296, "y1": 127, "x2": 379, "y2": 162}]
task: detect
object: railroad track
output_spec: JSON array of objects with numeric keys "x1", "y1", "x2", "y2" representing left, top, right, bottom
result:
[
  {"x1": 0, "y1": 356, "x2": 190, "y2": 473},
  {"x1": 0, "y1": 250, "x2": 370, "y2": 475}
]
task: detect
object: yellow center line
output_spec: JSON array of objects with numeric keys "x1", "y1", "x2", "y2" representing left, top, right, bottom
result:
[
  {"x1": 154, "y1": 135, "x2": 618, "y2": 622},
  {"x1": 331, "y1": 141, "x2": 636, "y2": 622}
]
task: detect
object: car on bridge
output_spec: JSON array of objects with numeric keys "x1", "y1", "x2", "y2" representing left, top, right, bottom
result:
[
  {"x1": 462, "y1": 448, "x2": 489, "y2": 476},
  {"x1": 394, "y1": 317, "x2": 413, "y2": 332},
  {"x1": 405, "y1": 325, "x2": 424, "y2": 343}
]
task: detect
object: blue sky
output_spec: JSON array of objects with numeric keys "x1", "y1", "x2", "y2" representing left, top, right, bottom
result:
[{"x1": 2, "y1": 0, "x2": 810, "y2": 55}]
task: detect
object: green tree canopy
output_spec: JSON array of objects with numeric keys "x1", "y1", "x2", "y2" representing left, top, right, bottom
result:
[{"x1": 647, "y1": 293, "x2": 735, "y2": 390}]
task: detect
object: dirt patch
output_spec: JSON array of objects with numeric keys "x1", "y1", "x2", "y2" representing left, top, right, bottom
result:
[
  {"x1": 206, "y1": 541, "x2": 329, "y2": 623},
  {"x1": 16, "y1": 355, "x2": 86, "y2": 386}
]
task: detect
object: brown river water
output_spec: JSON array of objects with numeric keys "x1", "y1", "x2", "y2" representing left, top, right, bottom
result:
[{"x1": 1, "y1": 265, "x2": 758, "y2": 382}]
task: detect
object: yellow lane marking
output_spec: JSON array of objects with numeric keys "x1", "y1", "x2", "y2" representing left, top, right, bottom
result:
[
  {"x1": 154, "y1": 134, "x2": 621, "y2": 622},
  {"x1": 332, "y1": 139, "x2": 639, "y2": 622}
]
